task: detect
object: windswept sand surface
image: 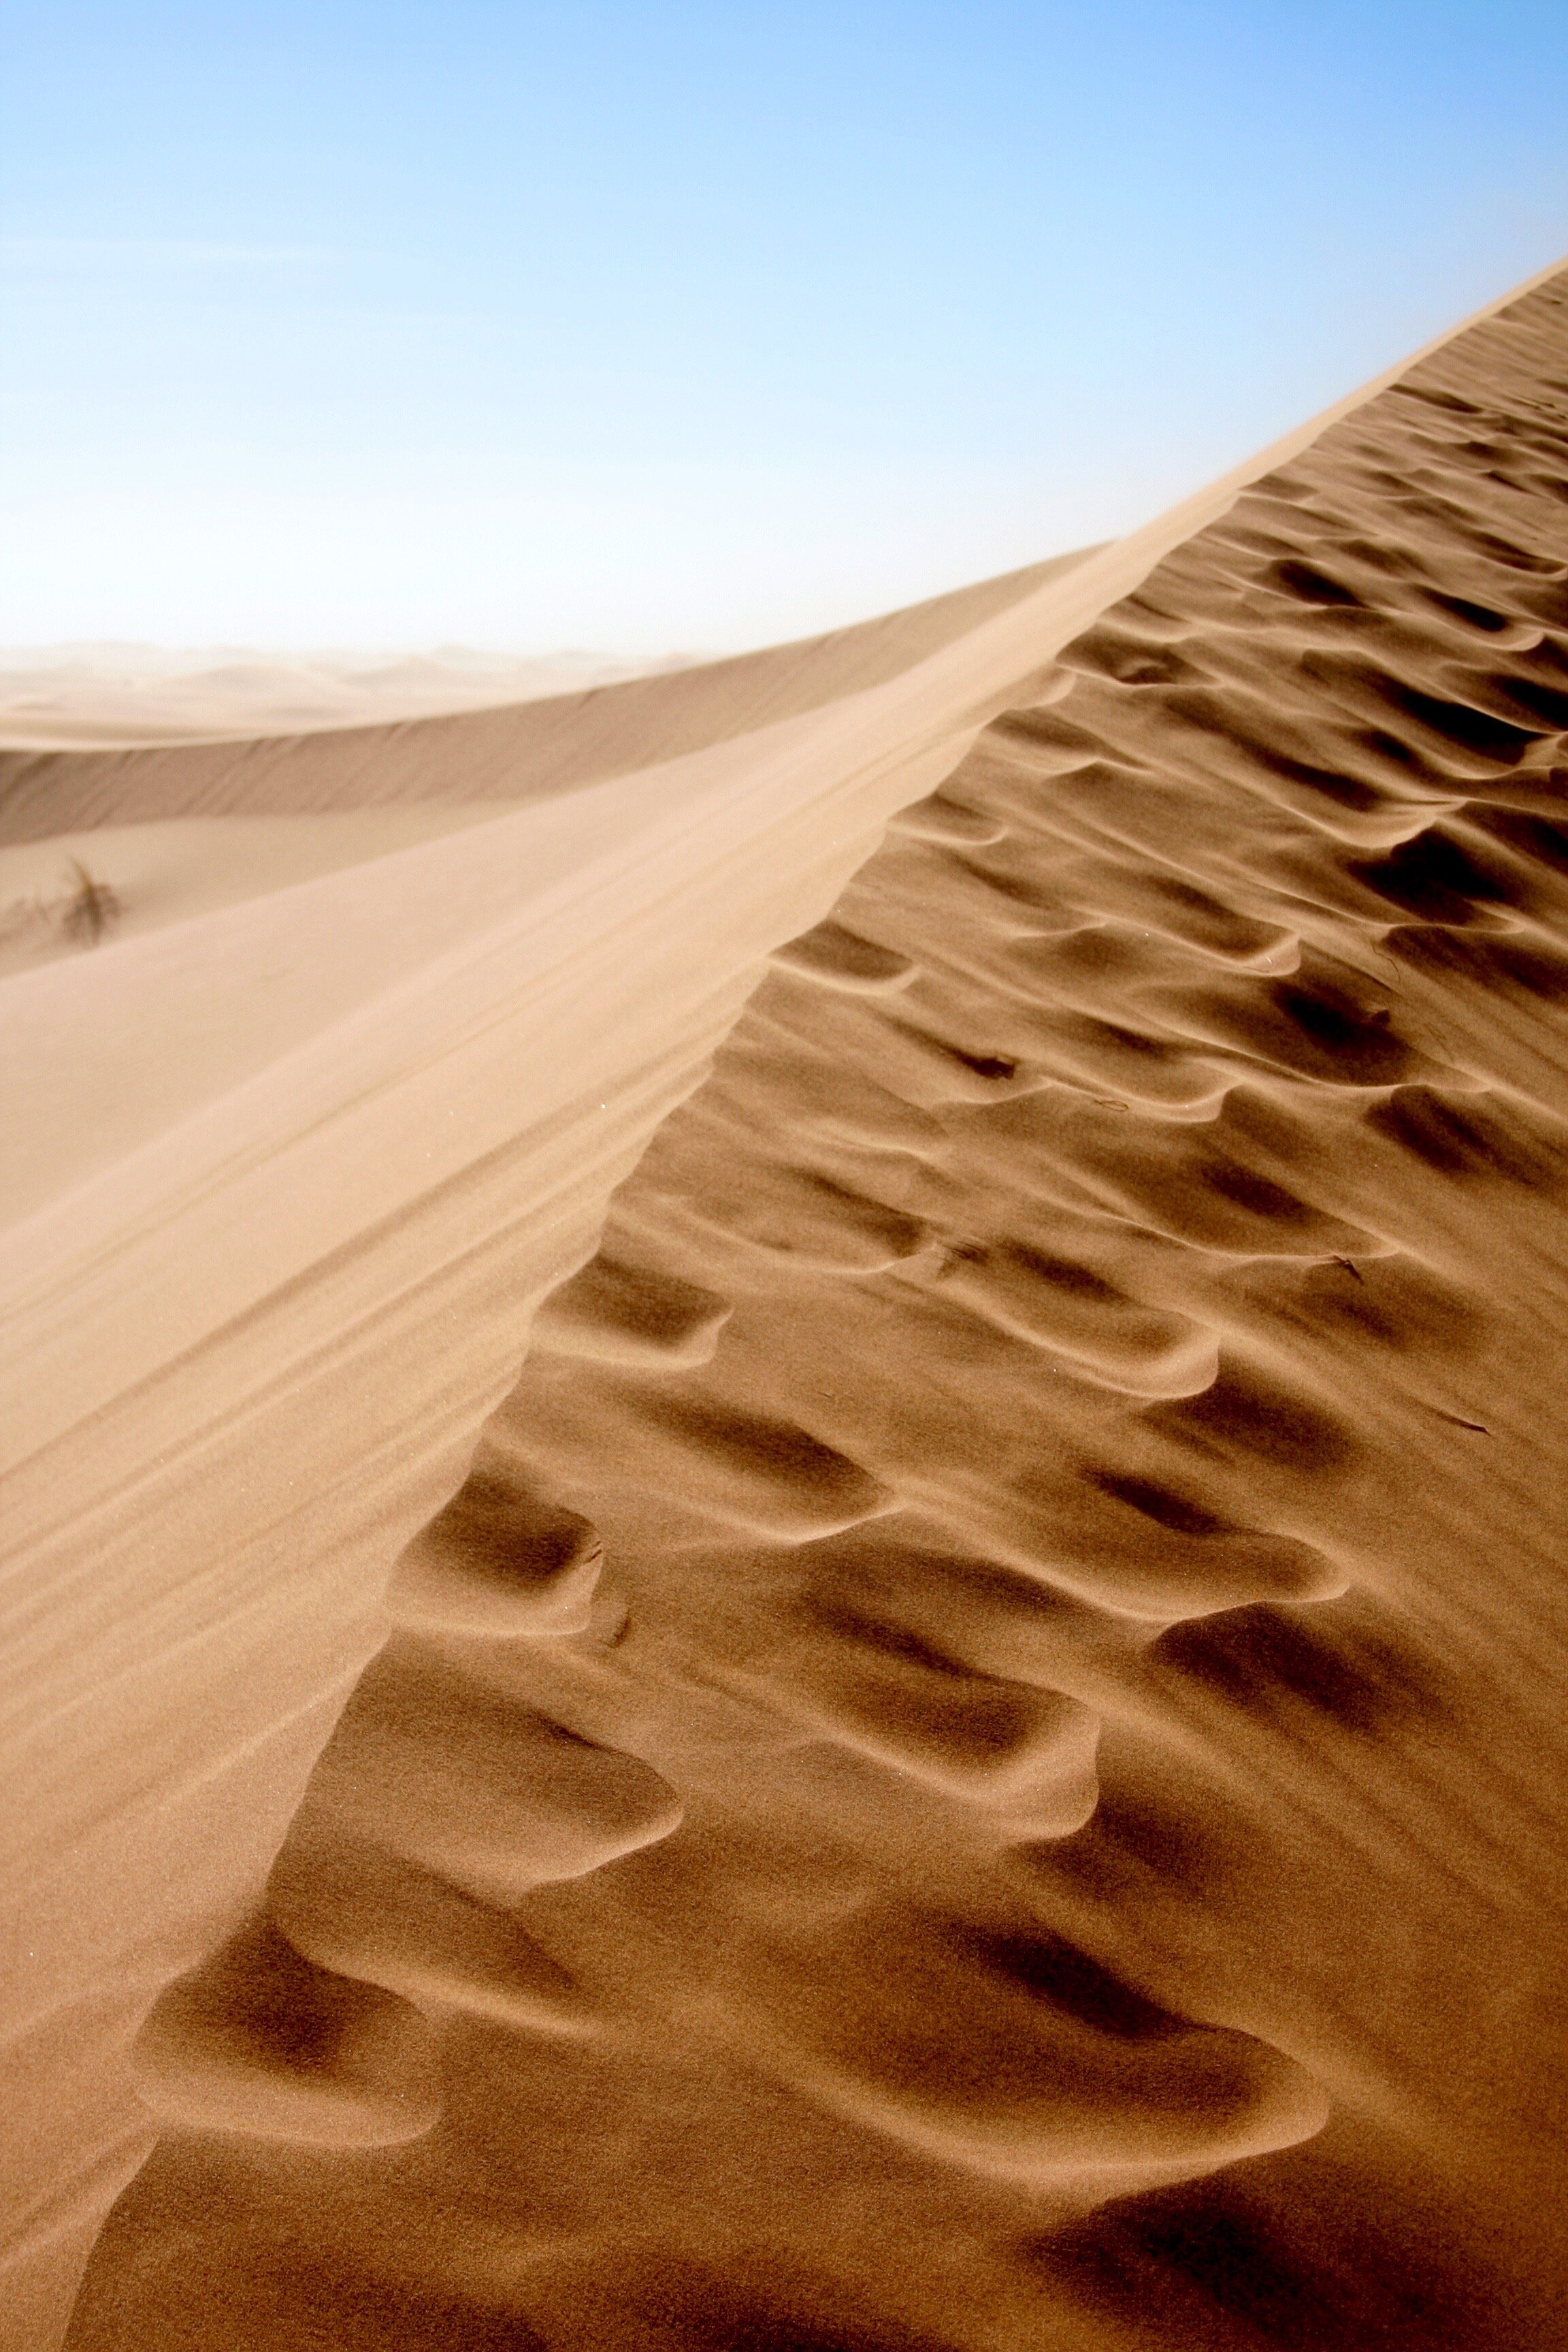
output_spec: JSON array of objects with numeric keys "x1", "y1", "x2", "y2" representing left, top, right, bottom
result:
[{"x1": 4, "y1": 263, "x2": 1568, "y2": 2350}]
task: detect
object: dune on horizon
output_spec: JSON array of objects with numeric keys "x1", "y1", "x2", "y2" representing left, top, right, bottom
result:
[
  {"x1": 0, "y1": 645, "x2": 715, "y2": 751},
  {"x1": 3, "y1": 257, "x2": 1567, "y2": 2352}
]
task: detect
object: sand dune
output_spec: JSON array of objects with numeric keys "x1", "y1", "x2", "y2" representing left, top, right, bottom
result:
[
  {"x1": 0, "y1": 647, "x2": 706, "y2": 751},
  {"x1": 0, "y1": 554, "x2": 1090, "y2": 833},
  {"x1": 3, "y1": 259, "x2": 1567, "y2": 2350}
]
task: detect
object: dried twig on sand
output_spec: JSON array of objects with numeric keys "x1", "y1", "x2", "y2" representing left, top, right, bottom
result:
[{"x1": 58, "y1": 858, "x2": 121, "y2": 947}]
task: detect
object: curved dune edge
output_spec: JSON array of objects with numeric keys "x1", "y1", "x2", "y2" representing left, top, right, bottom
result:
[
  {"x1": 0, "y1": 551, "x2": 1094, "y2": 834},
  {"x1": 1, "y1": 257, "x2": 1564, "y2": 2349}
]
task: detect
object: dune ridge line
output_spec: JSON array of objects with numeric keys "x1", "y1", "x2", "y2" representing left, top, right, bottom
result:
[{"x1": 3, "y1": 257, "x2": 1567, "y2": 2350}]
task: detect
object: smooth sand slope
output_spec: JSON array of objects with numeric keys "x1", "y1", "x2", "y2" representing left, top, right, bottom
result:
[{"x1": 4, "y1": 261, "x2": 1567, "y2": 2350}]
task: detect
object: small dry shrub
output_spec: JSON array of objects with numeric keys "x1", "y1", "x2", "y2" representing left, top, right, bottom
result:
[{"x1": 59, "y1": 858, "x2": 121, "y2": 946}]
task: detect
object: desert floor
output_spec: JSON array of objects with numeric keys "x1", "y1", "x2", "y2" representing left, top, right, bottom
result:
[{"x1": 3, "y1": 261, "x2": 1567, "y2": 2352}]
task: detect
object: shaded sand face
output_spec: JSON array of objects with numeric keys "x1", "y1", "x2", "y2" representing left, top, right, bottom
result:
[{"x1": 4, "y1": 263, "x2": 1567, "y2": 2349}]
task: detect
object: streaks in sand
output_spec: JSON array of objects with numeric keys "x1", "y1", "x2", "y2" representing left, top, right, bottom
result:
[{"x1": 68, "y1": 268, "x2": 1568, "y2": 2349}]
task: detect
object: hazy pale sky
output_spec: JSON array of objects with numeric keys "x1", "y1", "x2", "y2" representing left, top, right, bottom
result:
[{"x1": 3, "y1": 1, "x2": 1565, "y2": 652}]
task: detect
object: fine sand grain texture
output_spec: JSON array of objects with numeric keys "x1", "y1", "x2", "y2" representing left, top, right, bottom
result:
[{"x1": 4, "y1": 259, "x2": 1567, "y2": 2350}]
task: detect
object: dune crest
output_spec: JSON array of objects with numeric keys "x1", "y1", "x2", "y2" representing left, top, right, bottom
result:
[
  {"x1": 3, "y1": 259, "x2": 1567, "y2": 2349},
  {"x1": 0, "y1": 554, "x2": 1092, "y2": 830}
]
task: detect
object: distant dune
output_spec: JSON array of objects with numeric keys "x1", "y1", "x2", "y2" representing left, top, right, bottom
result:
[
  {"x1": 0, "y1": 645, "x2": 706, "y2": 748},
  {"x1": 0, "y1": 552, "x2": 1096, "y2": 834},
  {"x1": 3, "y1": 259, "x2": 1566, "y2": 2352}
]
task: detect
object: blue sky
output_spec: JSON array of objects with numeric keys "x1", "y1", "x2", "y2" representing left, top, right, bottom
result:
[{"x1": 2, "y1": 1, "x2": 1565, "y2": 651}]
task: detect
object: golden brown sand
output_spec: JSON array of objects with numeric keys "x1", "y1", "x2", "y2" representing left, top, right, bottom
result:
[{"x1": 4, "y1": 262, "x2": 1567, "y2": 2350}]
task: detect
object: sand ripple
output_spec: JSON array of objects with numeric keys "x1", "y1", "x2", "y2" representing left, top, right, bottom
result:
[{"x1": 49, "y1": 266, "x2": 1568, "y2": 2345}]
